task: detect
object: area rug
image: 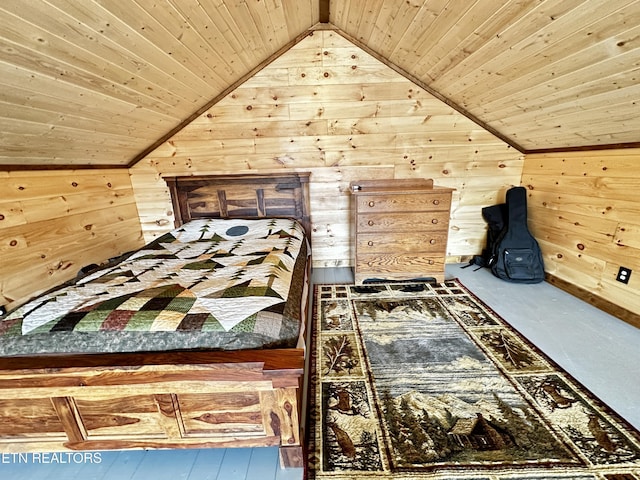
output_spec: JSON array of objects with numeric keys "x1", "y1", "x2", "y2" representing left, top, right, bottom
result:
[{"x1": 307, "y1": 280, "x2": 640, "y2": 479}]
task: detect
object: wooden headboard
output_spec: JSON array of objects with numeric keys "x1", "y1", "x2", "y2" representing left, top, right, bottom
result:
[{"x1": 164, "y1": 172, "x2": 311, "y2": 237}]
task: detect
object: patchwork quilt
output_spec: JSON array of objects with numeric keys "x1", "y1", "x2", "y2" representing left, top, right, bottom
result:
[{"x1": 0, "y1": 218, "x2": 308, "y2": 356}]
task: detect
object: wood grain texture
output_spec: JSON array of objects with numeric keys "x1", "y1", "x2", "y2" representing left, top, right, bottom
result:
[
  {"x1": 0, "y1": 169, "x2": 144, "y2": 311},
  {"x1": 165, "y1": 172, "x2": 311, "y2": 238},
  {"x1": 130, "y1": 30, "x2": 522, "y2": 268},
  {"x1": 351, "y1": 178, "x2": 453, "y2": 283},
  {"x1": 331, "y1": 0, "x2": 640, "y2": 151},
  {"x1": 0, "y1": 173, "x2": 311, "y2": 468},
  {"x1": 522, "y1": 148, "x2": 640, "y2": 319},
  {"x1": 0, "y1": 361, "x2": 306, "y2": 464},
  {"x1": 2, "y1": 1, "x2": 639, "y2": 169},
  {"x1": 0, "y1": 398, "x2": 66, "y2": 436},
  {"x1": 0, "y1": 348, "x2": 305, "y2": 372},
  {"x1": 50, "y1": 397, "x2": 87, "y2": 443},
  {"x1": 0, "y1": 0, "x2": 319, "y2": 166}
]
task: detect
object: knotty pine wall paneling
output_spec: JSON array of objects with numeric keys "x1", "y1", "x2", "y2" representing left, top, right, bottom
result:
[
  {"x1": 0, "y1": 0, "x2": 318, "y2": 166},
  {"x1": 331, "y1": 0, "x2": 640, "y2": 151},
  {"x1": 522, "y1": 149, "x2": 640, "y2": 321},
  {"x1": 0, "y1": 170, "x2": 144, "y2": 311},
  {"x1": 130, "y1": 29, "x2": 523, "y2": 268}
]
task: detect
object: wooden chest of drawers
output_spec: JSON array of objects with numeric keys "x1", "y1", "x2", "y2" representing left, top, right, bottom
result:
[{"x1": 350, "y1": 178, "x2": 454, "y2": 284}]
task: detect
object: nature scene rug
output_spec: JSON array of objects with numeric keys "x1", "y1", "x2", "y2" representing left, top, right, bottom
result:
[{"x1": 307, "y1": 280, "x2": 640, "y2": 479}]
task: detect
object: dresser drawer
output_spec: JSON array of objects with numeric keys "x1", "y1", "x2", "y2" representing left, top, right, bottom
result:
[
  {"x1": 356, "y1": 254, "x2": 445, "y2": 274},
  {"x1": 357, "y1": 232, "x2": 448, "y2": 253},
  {"x1": 357, "y1": 193, "x2": 450, "y2": 213},
  {"x1": 357, "y1": 211, "x2": 450, "y2": 232},
  {"x1": 350, "y1": 179, "x2": 454, "y2": 284}
]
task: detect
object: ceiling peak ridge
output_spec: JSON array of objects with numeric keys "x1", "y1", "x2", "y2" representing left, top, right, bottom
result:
[
  {"x1": 330, "y1": 27, "x2": 526, "y2": 154},
  {"x1": 126, "y1": 28, "x2": 317, "y2": 169}
]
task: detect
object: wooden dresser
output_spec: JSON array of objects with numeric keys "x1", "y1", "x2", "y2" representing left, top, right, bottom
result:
[{"x1": 350, "y1": 178, "x2": 454, "y2": 284}]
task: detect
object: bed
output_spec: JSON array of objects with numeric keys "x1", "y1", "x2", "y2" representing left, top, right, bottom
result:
[{"x1": 0, "y1": 172, "x2": 312, "y2": 468}]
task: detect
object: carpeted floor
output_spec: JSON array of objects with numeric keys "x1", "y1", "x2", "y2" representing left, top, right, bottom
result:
[{"x1": 308, "y1": 280, "x2": 640, "y2": 479}]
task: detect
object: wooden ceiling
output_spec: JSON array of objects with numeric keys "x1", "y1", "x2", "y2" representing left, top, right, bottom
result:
[
  {"x1": 333, "y1": 0, "x2": 640, "y2": 154},
  {"x1": 1, "y1": 0, "x2": 639, "y2": 167}
]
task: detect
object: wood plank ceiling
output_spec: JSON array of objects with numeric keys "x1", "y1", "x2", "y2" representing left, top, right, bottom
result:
[{"x1": 0, "y1": 0, "x2": 639, "y2": 167}]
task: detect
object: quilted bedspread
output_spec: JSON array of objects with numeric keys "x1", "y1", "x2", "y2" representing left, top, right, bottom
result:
[{"x1": 0, "y1": 218, "x2": 308, "y2": 355}]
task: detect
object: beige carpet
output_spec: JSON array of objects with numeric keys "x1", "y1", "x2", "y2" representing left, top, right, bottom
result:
[{"x1": 308, "y1": 280, "x2": 640, "y2": 479}]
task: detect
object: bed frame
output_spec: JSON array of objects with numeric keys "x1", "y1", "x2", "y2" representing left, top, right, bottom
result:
[{"x1": 0, "y1": 172, "x2": 312, "y2": 468}]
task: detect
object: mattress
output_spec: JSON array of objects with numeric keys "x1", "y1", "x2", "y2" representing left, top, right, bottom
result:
[{"x1": 0, "y1": 218, "x2": 309, "y2": 356}]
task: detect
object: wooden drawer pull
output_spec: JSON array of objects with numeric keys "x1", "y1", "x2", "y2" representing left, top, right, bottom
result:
[
  {"x1": 368, "y1": 201, "x2": 375, "y2": 207},
  {"x1": 432, "y1": 199, "x2": 440, "y2": 205},
  {"x1": 368, "y1": 220, "x2": 375, "y2": 226},
  {"x1": 430, "y1": 239, "x2": 437, "y2": 245},
  {"x1": 428, "y1": 259, "x2": 435, "y2": 265},
  {"x1": 431, "y1": 218, "x2": 438, "y2": 224},
  {"x1": 368, "y1": 241, "x2": 374, "y2": 246}
]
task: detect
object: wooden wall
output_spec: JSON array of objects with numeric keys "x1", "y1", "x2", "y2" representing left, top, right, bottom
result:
[
  {"x1": 523, "y1": 149, "x2": 640, "y2": 320},
  {"x1": 4, "y1": 28, "x2": 637, "y2": 327},
  {"x1": 0, "y1": 0, "x2": 318, "y2": 166},
  {"x1": 130, "y1": 29, "x2": 523, "y2": 267},
  {"x1": 2, "y1": 1, "x2": 638, "y2": 167},
  {"x1": 331, "y1": 0, "x2": 640, "y2": 152},
  {"x1": 0, "y1": 170, "x2": 143, "y2": 311}
]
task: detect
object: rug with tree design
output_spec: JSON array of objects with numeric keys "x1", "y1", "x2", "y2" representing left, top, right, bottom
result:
[{"x1": 308, "y1": 280, "x2": 640, "y2": 479}]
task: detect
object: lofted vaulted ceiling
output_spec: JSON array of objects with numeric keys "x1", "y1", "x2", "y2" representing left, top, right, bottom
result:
[{"x1": 1, "y1": 0, "x2": 639, "y2": 168}]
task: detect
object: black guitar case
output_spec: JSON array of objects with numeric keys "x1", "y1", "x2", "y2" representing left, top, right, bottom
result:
[{"x1": 490, "y1": 186, "x2": 545, "y2": 283}]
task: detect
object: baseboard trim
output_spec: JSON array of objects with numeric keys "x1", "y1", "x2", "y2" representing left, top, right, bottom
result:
[{"x1": 545, "y1": 273, "x2": 640, "y2": 330}]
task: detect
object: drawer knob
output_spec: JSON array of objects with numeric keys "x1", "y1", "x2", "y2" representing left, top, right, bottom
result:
[
  {"x1": 368, "y1": 241, "x2": 374, "y2": 246},
  {"x1": 428, "y1": 259, "x2": 434, "y2": 265},
  {"x1": 368, "y1": 220, "x2": 374, "y2": 226},
  {"x1": 368, "y1": 261, "x2": 373, "y2": 267},
  {"x1": 368, "y1": 201, "x2": 375, "y2": 207},
  {"x1": 431, "y1": 218, "x2": 438, "y2": 224},
  {"x1": 432, "y1": 199, "x2": 440, "y2": 205},
  {"x1": 430, "y1": 239, "x2": 437, "y2": 245}
]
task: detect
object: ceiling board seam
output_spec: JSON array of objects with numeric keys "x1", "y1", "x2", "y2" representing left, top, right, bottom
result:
[
  {"x1": 452, "y1": 4, "x2": 640, "y2": 115},
  {"x1": 0, "y1": 3, "x2": 198, "y2": 111},
  {"x1": 0, "y1": 164, "x2": 126, "y2": 172},
  {"x1": 326, "y1": 25, "x2": 527, "y2": 154},
  {"x1": 126, "y1": 28, "x2": 316, "y2": 169}
]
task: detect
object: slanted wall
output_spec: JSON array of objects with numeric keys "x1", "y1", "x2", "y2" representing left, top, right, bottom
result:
[
  {"x1": 0, "y1": 170, "x2": 143, "y2": 310},
  {"x1": 130, "y1": 30, "x2": 523, "y2": 268}
]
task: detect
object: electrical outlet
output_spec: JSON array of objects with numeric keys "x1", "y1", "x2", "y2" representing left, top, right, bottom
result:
[{"x1": 616, "y1": 266, "x2": 632, "y2": 284}]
